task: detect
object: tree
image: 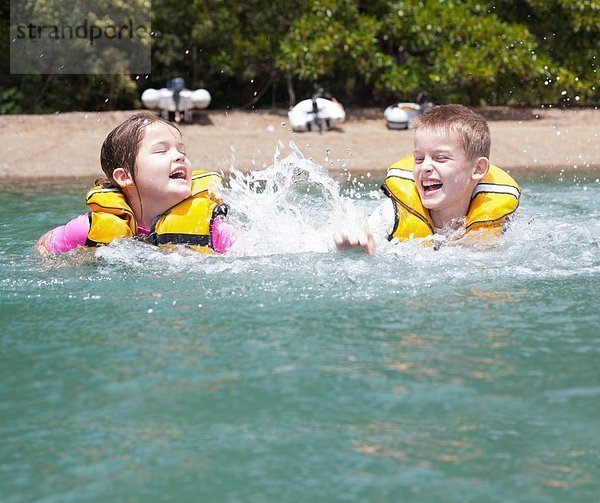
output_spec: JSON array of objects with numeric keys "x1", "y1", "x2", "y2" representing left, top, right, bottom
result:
[
  {"x1": 492, "y1": 0, "x2": 599, "y2": 104},
  {"x1": 373, "y1": 0, "x2": 577, "y2": 105},
  {"x1": 1, "y1": 0, "x2": 597, "y2": 112},
  {"x1": 277, "y1": 0, "x2": 382, "y2": 104}
]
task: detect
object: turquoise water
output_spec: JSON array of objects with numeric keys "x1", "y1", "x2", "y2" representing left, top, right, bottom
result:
[{"x1": 1, "y1": 152, "x2": 599, "y2": 502}]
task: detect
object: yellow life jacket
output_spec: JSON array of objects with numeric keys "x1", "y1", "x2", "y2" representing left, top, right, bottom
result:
[
  {"x1": 383, "y1": 156, "x2": 521, "y2": 241},
  {"x1": 85, "y1": 170, "x2": 226, "y2": 253}
]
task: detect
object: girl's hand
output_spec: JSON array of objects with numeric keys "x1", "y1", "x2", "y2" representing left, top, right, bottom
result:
[{"x1": 35, "y1": 231, "x2": 54, "y2": 256}]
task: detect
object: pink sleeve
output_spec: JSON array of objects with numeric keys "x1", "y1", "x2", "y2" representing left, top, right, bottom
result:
[
  {"x1": 46, "y1": 214, "x2": 90, "y2": 253},
  {"x1": 211, "y1": 216, "x2": 236, "y2": 254}
]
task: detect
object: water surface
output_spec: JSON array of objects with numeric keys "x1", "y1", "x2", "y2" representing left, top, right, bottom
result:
[{"x1": 1, "y1": 153, "x2": 599, "y2": 502}]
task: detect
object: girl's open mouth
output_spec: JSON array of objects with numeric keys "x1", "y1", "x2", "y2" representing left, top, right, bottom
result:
[{"x1": 169, "y1": 168, "x2": 187, "y2": 180}]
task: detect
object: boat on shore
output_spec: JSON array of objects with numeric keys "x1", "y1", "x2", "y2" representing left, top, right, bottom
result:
[
  {"x1": 384, "y1": 92, "x2": 434, "y2": 129},
  {"x1": 142, "y1": 78, "x2": 211, "y2": 123},
  {"x1": 288, "y1": 97, "x2": 346, "y2": 132}
]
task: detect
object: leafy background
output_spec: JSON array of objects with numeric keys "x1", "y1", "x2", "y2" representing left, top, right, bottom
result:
[{"x1": 2, "y1": 0, "x2": 598, "y2": 113}]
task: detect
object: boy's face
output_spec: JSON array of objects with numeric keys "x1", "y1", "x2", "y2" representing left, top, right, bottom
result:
[{"x1": 413, "y1": 127, "x2": 486, "y2": 227}]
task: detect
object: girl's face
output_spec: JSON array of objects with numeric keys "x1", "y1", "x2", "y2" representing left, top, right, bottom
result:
[{"x1": 132, "y1": 121, "x2": 192, "y2": 219}]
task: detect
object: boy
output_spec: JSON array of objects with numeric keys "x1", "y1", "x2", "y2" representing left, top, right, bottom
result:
[{"x1": 335, "y1": 104, "x2": 521, "y2": 253}]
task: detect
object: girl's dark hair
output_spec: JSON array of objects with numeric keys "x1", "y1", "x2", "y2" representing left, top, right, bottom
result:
[{"x1": 95, "y1": 112, "x2": 181, "y2": 188}]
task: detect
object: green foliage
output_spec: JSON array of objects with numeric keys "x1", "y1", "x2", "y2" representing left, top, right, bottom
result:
[
  {"x1": 0, "y1": 88, "x2": 24, "y2": 114},
  {"x1": 1, "y1": 0, "x2": 598, "y2": 112},
  {"x1": 373, "y1": 0, "x2": 593, "y2": 105},
  {"x1": 2, "y1": 0, "x2": 147, "y2": 112},
  {"x1": 493, "y1": 0, "x2": 599, "y2": 104},
  {"x1": 277, "y1": 1, "x2": 379, "y2": 80}
]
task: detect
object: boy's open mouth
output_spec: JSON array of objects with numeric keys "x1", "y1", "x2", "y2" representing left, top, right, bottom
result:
[
  {"x1": 169, "y1": 168, "x2": 187, "y2": 180},
  {"x1": 422, "y1": 179, "x2": 443, "y2": 193}
]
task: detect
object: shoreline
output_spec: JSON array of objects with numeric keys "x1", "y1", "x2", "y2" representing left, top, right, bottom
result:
[{"x1": 0, "y1": 107, "x2": 598, "y2": 183}]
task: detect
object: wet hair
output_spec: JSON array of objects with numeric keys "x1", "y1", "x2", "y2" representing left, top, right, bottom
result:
[
  {"x1": 95, "y1": 112, "x2": 181, "y2": 188},
  {"x1": 413, "y1": 104, "x2": 491, "y2": 160}
]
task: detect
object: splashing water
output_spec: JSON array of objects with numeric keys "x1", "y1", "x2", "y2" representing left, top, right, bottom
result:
[
  {"x1": 37, "y1": 144, "x2": 598, "y2": 285},
  {"x1": 223, "y1": 141, "x2": 369, "y2": 256}
]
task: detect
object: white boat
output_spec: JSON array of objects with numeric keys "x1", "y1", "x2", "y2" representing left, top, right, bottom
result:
[
  {"x1": 141, "y1": 86, "x2": 211, "y2": 122},
  {"x1": 383, "y1": 102, "x2": 423, "y2": 130},
  {"x1": 288, "y1": 98, "x2": 346, "y2": 132}
]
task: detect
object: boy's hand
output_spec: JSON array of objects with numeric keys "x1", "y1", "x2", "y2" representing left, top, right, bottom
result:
[{"x1": 334, "y1": 230, "x2": 375, "y2": 255}]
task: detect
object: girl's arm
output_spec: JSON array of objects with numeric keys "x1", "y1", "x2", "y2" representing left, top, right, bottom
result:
[
  {"x1": 211, "y1": 216, "x2": 236, "y2": 254},
  {"x1": 35, "y1": 214, "x2": 90, "y2": 255},
  {"x1": 37, "y1": 213, "x2": 236, "y2": 255}
]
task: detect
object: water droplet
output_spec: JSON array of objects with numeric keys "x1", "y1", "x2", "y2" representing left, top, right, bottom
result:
[
  {"x1": 281, "y1": 122, "x2": 286, "y2": 127},
  {"x1": 147, "y1": 308, "x2": 153, "y2": 314}
]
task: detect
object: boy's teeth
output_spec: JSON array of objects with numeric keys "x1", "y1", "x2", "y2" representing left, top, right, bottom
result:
[
  {"x1": 423, "y1": 180, "x2": 442, "y2": 187},
  {"x1": 423, "y1": 180, "x2": 442, "y2": 192}
]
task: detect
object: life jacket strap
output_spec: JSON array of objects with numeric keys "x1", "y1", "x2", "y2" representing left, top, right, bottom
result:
[
  {"x1": 150, "y1": 234, "x2": 211, "y2": 246},
  {"x1": 471, "y1": 182, "x2": 521, "y2": 200}
]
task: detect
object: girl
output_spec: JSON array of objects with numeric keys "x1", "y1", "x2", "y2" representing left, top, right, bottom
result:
[{"x1": 36, "y1": 112, "x2": 235, "y2": 255}]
